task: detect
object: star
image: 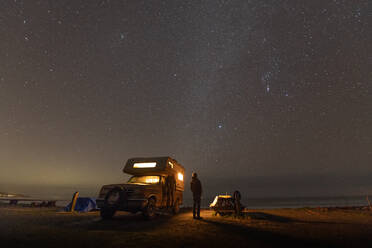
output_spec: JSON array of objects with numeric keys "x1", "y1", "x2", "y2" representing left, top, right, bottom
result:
[{"x1": 0, "y1": 0, "x2": 369, "y2": 201}]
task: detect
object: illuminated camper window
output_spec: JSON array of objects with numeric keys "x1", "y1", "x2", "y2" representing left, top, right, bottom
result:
[
  {"x1": 178, "y1": 172, "x2": 184, "y2": 181},
  {"x1": 133, "y1": 162, "x2": 156, "y2": 168},
  {"x1": 128, "y1": 176, "x2": 160, "y2": 184},
  {"x1": 145, "y1": 176, "x2": 160, "y2": 183}
]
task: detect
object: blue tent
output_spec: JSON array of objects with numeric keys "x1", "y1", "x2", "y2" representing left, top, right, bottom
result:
[{"x1": 65, "y1": 197, "x2": 97, "y2": 212}]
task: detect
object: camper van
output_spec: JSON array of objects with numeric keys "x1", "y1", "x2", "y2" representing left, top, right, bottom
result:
[{"x1": 96, "y1": 157, "x2": 185, "y2": 219}]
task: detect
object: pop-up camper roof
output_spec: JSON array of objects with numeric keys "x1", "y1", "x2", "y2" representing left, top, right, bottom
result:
[{"x1": 123, "y1": 157, "x2": 184, "y2": 176}]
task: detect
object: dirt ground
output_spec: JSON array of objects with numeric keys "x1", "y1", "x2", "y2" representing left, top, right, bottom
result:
[{"x1": 1, "y1": 205, "x2": 372, "y2": 248}]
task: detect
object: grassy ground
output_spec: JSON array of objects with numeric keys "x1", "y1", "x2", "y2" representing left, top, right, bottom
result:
[{"x1": 1, "y1": 205, "x2": 372, "y2": 248}]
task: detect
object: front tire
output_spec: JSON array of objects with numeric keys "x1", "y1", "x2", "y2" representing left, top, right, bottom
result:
[
  {"x1": 100, "y1": 205, "x2": 116, "y2": 219},
  {"x1": 142, "y1": 198, "x2": 156, "y2": 220},
  {"x1": 100, "y1": 188, "x2": 122, "y2": 219}
]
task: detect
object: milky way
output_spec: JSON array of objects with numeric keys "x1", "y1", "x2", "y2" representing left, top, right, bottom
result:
[{"x1": 0, "y1": 0, "x2": 370, "y2": 197}]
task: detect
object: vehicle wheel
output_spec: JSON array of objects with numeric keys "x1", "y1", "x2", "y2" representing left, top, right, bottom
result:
[
  {"x1": 100, "y1": 205, "x2": 116, "y2": 219},
  {"x1": 172, "y1": 199, "x2": 180, "y2": 214},
  {"x1": 142, "y1": 198, "x2": 156, "y2": 220},
  {"x1": 100, "y1": 188, "x2": 121, "y2": 219}
]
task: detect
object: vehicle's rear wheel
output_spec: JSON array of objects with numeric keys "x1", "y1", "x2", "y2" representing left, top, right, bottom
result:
[
  {"x1": 172, "y1": 199, "x2": 180, "y2": 214},
  {"x1": 100, "y1": 188, "x2": 121, "y2": 219},
  {"x1": 142, "y1": 198, "x2": 156, "y2": 220}
]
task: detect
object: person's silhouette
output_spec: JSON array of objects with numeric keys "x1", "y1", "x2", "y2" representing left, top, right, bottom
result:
[{"x1": 190, "y1": 172, "x2": 202, "y2": 219}]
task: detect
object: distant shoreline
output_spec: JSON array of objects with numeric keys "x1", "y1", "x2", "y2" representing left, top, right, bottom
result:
[
  {"x1": 0, "y1": 192, "x2": 28, "y2": 198},
  {"x1": 1, "y1": 185, "x2": 371, "y2": 209}
]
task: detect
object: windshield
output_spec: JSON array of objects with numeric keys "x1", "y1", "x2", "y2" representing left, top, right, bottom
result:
[{"x1": 127, "y1": 176, "x2": 160, "y2": 185}]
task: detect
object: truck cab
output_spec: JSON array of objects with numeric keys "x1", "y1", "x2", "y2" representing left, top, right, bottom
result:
[{"x1": 96, "y1": 157, "x2": 185, "y2": 219}]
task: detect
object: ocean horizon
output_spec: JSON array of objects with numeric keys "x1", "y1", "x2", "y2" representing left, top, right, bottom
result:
[{"x1": 1, "y1": 184, "x2": 370, "y2": 209}]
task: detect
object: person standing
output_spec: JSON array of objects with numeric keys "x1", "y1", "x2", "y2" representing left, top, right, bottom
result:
[
  {"x1": 233, "y1": 190, "x2": 242, "y2": 216},
  {"x1": 190, "y1": 172, "x2": 202, "y2": 219}
]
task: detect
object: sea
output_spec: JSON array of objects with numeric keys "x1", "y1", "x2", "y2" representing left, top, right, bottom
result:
[{"x1": 0, "y1": 184, "x2": 370, "y2": 209}]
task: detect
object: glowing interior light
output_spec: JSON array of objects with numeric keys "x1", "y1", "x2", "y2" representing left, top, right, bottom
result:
[
  {"x1": 210, "y1": 196, "x2": 219, "y2": 207},
  {"x1": 168, "y1": 161, "x2": 174, "y2": 168},
  {"x1": 145, "y1": 176, "x2": 160, "y2": 183},
  {"x1": 178, "y1": 173, "x2": 184, "y2": 181},
  {"x1": 133, "y1": 162, "x2": 156, "y2": 168},
  {"x1": 219, "y1": 195, "x2": 232, "y2": 198}
]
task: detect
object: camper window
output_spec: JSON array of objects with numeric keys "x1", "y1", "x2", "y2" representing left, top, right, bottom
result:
[{"x1": 128, "y1": 176, "x2": 160, "y2": 184}]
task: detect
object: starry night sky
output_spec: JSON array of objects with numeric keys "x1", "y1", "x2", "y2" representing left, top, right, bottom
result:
[{"x1": 0, "y1": 0, "x2": 371, "y2": 197}]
